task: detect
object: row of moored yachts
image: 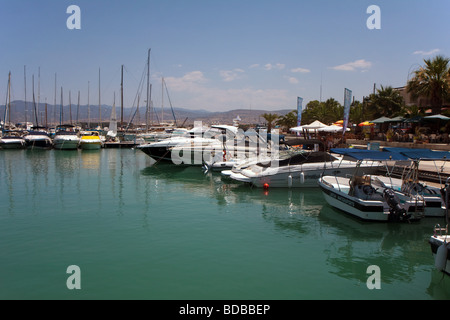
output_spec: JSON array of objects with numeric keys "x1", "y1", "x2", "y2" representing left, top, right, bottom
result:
[
  {"x1": 135, "y1": 125, "x2": 450, "y2": 221},
  {"x1": 0, "y1": 125, "x2": 104, "y2": 150}
]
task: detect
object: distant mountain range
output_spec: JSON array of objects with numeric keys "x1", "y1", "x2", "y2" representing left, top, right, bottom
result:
[{"x1": 1, "y1": 100, "x2": 293, "y2": 127}]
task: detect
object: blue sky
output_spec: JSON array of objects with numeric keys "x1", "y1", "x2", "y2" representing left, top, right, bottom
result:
[{"x1": 1, "y1": 0, "x2": 449, "y2": 113}]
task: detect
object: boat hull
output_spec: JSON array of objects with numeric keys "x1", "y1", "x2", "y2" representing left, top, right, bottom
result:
[
  {"x1": 318, "y1": 176, "x2": 424, "y2": 222},
  {"x1": 230, "y1": 162, "x2": 380, "y2": 188},
  {"x1": 138, "y1": 145, "x2": 173, "y2": 162},
  {"x1": 429, "y1": 235, "x2": 450, "y2": 275},
  {"x1": 319, "y1": 181, "x2": 390, "y2": 221},
  {"x1": 24, "y1": 136, "x2": 53, "y2": 149},
  {"x1": 79, "y1": 141, "x2": 103, "y2": 150},
  {"x1": 54, "y1": 137, "x2": 80, "y2": 150},
  {"x1": 0, "y1": 138, "x2": 27, "y2": 149}
]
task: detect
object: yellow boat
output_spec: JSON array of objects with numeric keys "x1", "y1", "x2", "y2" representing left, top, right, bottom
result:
[{"x1": 79, "y1": 131, "x2": 104, "y2": 150}]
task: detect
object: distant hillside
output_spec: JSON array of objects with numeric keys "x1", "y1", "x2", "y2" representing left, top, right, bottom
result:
[{"x1": 0, "y1": 100, "x2": 294, "y2": 127}]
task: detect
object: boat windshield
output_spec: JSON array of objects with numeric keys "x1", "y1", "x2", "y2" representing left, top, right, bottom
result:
[{"x1": 256, "y1": 151, "x2": 338, "y2": 168}]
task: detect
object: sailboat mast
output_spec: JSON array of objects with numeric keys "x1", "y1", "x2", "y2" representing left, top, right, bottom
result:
[
  {"x1": 146, "y1": 49, "x2": 150, "y2": 131},
  {"x1": 32, "y1": 75, "x2": 38, "y2": 127},
  {"x1": 8, "y1": 71, "x2": 11, "y2": 126},
  {"x1": 88, "y1": 81, "x2": 90, "y2": 129},
  {"x1": 121, "y1": 65, "x2": 124, "y2": 128},
  {"x1": 76, "y1": 91, "x2": 80, "y2": 125},
  {"x1": 98, "y1": 68, "x2": 101, "y2": 128},
  {"x1": 24, "y1": 66, "x2": 27, "y2": 125},
  {"x1": 45, "y1": 100, "x2": 48, "y2": 128},
  {"x1": 37, "y1": 67, "x2": 40, "y2": 124},
  {"x1": 161, "y1": 77, "x2": 164, "y2": 125},
  {"x1": 69, "y1": 90, "x2": 72, "y2": 125},
  {"x1": 54, "y1": 73, "x2": 57, "y2": 126},
  {"x1": 60, "y1": 87, "x2": 63, "y2": 127}
]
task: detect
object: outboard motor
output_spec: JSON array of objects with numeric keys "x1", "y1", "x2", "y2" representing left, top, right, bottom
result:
[{"x1": 383, "y1": 188, "x2": 410, "y2": 222}]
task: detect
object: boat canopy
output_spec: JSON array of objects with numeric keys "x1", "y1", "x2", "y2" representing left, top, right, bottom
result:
[
  {"x1": 383, "y1": 147, "x2": 450, "y2": 161},
  {"x1": 331, "y1": 147, "x2": 450, "y2": 161},
  {"x1": 330, "y1": 148, "x2": 409, "y2": 161}
]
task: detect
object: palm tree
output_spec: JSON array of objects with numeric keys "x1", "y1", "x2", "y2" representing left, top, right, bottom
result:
[
  {"x1": 366, "y1": 85, "x2": 405, "y2": 118},
  {"x1": 349, "y1": 100, "x2": 364, "y2": 124},
  {"x1": 261, "y1": 113, "x2": 279, "y2": 132},
  {"x1": 276, "y1": 110, "x2": 298, "y2": 131},
  {"x1": 401, "y1": 104, "x2": 424, "y2": 119},
  {"x1": 407, "y1": 55, "x2": 450, "y2": 114}
]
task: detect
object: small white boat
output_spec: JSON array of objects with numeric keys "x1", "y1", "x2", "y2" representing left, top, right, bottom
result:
[
  {"x1": 53, "y1": 125, "x2": 80, "y2": 150},
  {"x1": 0, "y1": 131, "x2": 27, "y2": 149},
  {"x1": 429, "y1": 179, "x2": 450, "y2": 275},
  {"x1": 227, "y1": 141, "x2": 382, "y2": 188},
  {"x1": 23, "y1": 128, "x2": 53, "y2": 149},
  {"x1": 318, "y1": 149, "x2": 425, "y2": 222},
  {"x1": 430, "y1": 224, "x2": 450, "y2": 275},
  {"x1": 79, "y1": 131, "x2": 103, "y2": 150}
]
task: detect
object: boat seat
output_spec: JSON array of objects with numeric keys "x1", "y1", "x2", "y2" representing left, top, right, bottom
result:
[{"x1": 349, "y1": 175, "x2": 380, "y2": 199}]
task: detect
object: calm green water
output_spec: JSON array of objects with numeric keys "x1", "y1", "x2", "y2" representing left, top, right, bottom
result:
[{"x1": 1, "y1": 148, "x2": 450, "y2": 300}]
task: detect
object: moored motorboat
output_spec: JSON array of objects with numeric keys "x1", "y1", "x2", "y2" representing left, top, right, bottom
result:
[
  {"x1": 79, "y1": 131, "x2": 103, "y2": 150},
  {"x1": 137, "y1": 125, "x2": 255, "y2": 165},
  {"x1": 318, "y1": 149, "x2": 425, "y2": 222},
  {"x1": 429, "y1": 225, "x2": 450, "y2": 275},
  {"x1": 0, "y1": 131, "x2": 27, "y2": 149},
  {"x1": 23, "y1": 128, "x2": 53, "y2": 150},
  {"x1": 53, "y1": 125, "x2": 80, "y2": 150},
  {"x1": 227, "y1": 141, "x2": 382, "y2": 188},
  {"x1": 429, "y1": 179, "x2": 450, "y2": 275}
]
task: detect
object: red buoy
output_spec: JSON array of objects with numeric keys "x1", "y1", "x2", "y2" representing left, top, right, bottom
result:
[{"x1": 263, "y1": 183, "x2": 269, "y2": 189}]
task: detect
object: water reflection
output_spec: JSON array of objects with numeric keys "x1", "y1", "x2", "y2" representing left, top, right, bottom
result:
[
  {"x1": 2, "y1": 148, "x2": 448, "y2": 299},
  {"x1": 140, "y1": 162, "x2": 450, "y2": 298},
  {"x1": 318, "y1": 204, "x2": 448, "y2": 295},
  {"x1": 81, "y1": 150, "x2": 102, "y2": 170}
]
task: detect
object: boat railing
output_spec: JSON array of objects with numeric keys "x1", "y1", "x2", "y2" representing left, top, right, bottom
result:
[{"x1": 434, "y1": 224, "x2": 448, "y2": 237}]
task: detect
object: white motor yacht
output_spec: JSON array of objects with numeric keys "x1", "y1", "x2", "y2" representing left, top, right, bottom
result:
[
  {"x1": 227, "y1": 141, "x2": 382, "y2": 188},
  {"x1": 138, "y1": 125, "x2": 266, "y2": 165},
  {"x1": 53, "y1": 125, "x2": 80, "y2": 150},
  {"x1": 23, "y1": 127, "x2": 53, "y2": 149},
  {"x1": 0, "y1": 131, "x2": 27, "y2": 149}
]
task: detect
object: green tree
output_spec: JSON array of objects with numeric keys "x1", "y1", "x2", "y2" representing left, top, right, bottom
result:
[
  {"x1": 261, "y1": 113, "x2": 280, "y2": 132},
  {"x1": 407, "y1": 55, "x2": 450, "y2": 115},
  {"x1": 401, "y1": 104, "x2": 425, "y2": 119},
  {"x1": 349, "y1": 100, "x2": 364, "y2": 124},
  {"x1": 366, "y1": 85, "x2": 405, "y2": 118},
  {"x1": 302, "y1": 98, "x2": 343, "y2": 125},
  {"x1": 276, "y1": 110, "x2": 298, "y2": 131}
]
